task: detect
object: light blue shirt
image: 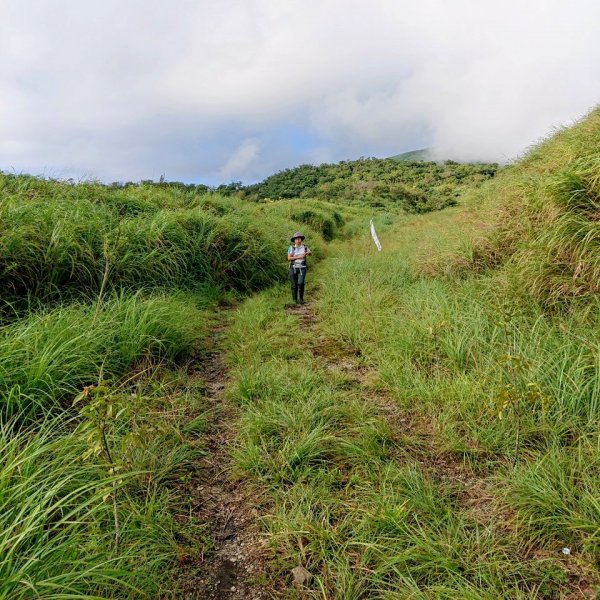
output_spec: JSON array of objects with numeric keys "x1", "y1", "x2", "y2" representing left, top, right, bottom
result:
[{"x1": 288, "y1": 244, "x2": 307, "y2": 267}]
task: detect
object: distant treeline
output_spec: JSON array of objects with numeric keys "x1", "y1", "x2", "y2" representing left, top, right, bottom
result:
[{"x1": 2, "y1": 157, "x2": 499, "y2": 214}]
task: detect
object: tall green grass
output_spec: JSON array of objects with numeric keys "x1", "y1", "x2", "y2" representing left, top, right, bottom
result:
[
  {"x1": 319, "y1": 250, "x2": 600, "y2": 445},
  {"x1": 0, "y1": 286, "x2": 213, "y2": 597},
  {"x1": 215, "y1": 109, "x2": 600, "y2": 593},
  {"x1": 506, "y1": 437, "x2": 600, "y2": 561},
  {"x1": 2, "y1": 107, "x2": 596, "y2": 597},
  {"x1": 456, "y1": 107, "x2": 600, "y2": 308},
  {"x1": 0, "y1": 176, "x2": 346, "y2": 305},
  {"x1": 0, "y1": 357, "x2": 212, "y2": 600},
  {"x1": 0, "y1": 170, "x2": 357, "y2": 596},
  {"x1": 0, "y1": 416, "x2": 175, "y2": 598},
  {"x1": 310, "y1": 108, "x2": 600, "y2": 591},
  {"x1": 0, "y1": 292, "x2": 205, "y2": 420}
]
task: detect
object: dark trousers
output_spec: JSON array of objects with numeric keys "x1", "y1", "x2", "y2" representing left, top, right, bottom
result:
[{"x1": 289, "y1": 266, "x2": 307, "y2": 303}]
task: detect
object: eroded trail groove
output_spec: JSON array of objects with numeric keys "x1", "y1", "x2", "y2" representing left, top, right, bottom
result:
[
  {"x1": 171, "y1": 321, "x2": 269, "y2": 600},
  {"x1": 290, "y1": 299, "x2": 493, "y2": 517}
]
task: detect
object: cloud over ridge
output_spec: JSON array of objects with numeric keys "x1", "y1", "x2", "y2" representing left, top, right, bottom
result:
[{"x1": 1, "y1": 0, "x2": 599, "y2": 183}]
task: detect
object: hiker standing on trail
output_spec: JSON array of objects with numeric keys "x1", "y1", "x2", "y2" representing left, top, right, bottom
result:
[{"x1": 288, "y1": 232, "x2": 311, "y2": 305}]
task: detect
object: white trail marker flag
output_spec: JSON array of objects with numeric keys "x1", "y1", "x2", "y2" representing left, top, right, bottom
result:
[{"x1": 370, "y1": 219, "x2": 382, "y2": 251}]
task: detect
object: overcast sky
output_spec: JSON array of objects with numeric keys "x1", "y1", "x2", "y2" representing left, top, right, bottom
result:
[{"x1": 1, "y1": 0, "x2": 599, "y2": 185}]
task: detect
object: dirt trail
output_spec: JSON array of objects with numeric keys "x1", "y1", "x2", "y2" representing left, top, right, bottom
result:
[
  {"x1": 168, "y1": 296, "x2": 594, "y2": 598},
  {"x1": 170, "y1": 323, "x2": 270, "y2": 600}
]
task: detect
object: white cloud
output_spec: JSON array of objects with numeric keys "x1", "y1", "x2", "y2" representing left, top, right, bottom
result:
[
  {"x1": 219, "y1": 138, "x2": 260, "y2": 181},
  {"x1": 0, "y1": 0, "x2": 598, "y2": 182}
]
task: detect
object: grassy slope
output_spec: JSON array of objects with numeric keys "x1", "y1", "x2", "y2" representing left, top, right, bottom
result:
[
  {"x1": 0, "y1": 180, "x2": 323, "y2": 305},
  {"x1": 225, "y1": 289, "x2": 568, "y2": 598},
  {"x1": 0, "y1": 175, "x2": 349, "y2": 597},
  {"x1": 0, "y1": 297, "x2": 214, "y2": 598},
  {"x1": 455, "y1": 107, "x2": 600, "y2": 306},
  {"x1": 315, "y1": 110, "x2": 600, "y2": 595},
  {"x1": 223, "y1": 110, "x2": 600, "y2": 597},
  {"x1": 389, "y1": 148, "x2": 432, "y2": 161}
]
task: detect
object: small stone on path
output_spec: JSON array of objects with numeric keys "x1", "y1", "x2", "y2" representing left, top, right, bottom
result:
[{"x1": 291, "y1": 565, "x2": 312, "y2": 586}]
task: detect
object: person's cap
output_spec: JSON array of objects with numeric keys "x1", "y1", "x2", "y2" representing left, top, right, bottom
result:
[{"x1": 290, "y1": 231, "x2": 305, "y2": 242}]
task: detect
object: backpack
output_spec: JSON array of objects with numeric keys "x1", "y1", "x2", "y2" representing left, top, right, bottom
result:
[{"x1": 288, "y1": 245, "x2": 309, "y2": 269}]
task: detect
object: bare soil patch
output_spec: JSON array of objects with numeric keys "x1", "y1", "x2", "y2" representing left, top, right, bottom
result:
[{"x1": 167, "y1": 325, "x2": 273, "y2": 599}]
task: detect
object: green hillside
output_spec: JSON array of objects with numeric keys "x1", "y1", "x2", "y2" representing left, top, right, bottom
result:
[
  {"x1": 389, "y1": 147, "x2": 432, "y2": 161},
  {"x1": 236, "y1": 157, "x2": 498, "y2": 213},
  {"x1": 1, "y1": 108, "x2": 599, "y2": 597},
  {"x1": 0, "y1": 175, "x2": 352, "y2": 595}
]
